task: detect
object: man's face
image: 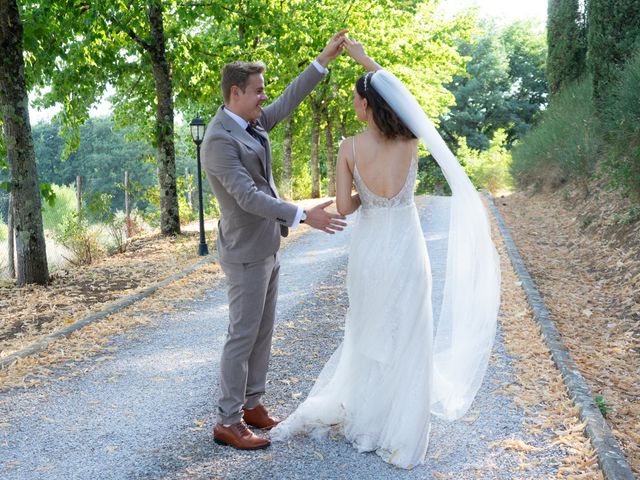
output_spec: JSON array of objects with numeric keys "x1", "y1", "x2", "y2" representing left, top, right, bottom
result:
[{"x1": 231, "y1": 73, "x2": 268, "y2": 122}]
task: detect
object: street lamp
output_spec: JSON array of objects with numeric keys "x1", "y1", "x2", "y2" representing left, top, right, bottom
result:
[{"x1": 190, "y1": 115, "x2": 209, "y2": 256}]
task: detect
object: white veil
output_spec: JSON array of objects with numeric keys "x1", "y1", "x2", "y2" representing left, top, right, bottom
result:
[{"x1": 371, "y1": 70, "x2": 501, "y2": 420}]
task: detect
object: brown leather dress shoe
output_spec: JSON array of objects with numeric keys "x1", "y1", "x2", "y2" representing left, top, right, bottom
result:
[
  {"x1": 213, "y1": 422, "x2": 270, "y2": 450},
  {"x1": 242, "y1": 404, "x2": 281, "y2": 430}
]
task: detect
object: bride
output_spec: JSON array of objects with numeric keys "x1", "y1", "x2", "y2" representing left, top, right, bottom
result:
[{"x1": 271, "y1": 39, "x2": 501, "y2": 469}]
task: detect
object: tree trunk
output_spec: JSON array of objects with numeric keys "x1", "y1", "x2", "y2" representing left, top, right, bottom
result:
[
  {"x1": 281, "y1": 115, "x2": 294, "y2": 199},
  {"x1": 310, "y1": 106, "x2": 321, "y2": 198},
  {"x1": 149, "y1": 0, "x2": 180, "y2": 235},
  {"x1": 124, "y1": 171, "x2": 131, "y2": 238},
  {"x1": 339, "y1": 112, "x2": 348, "y2": 140},
  {"x1": 325, "y1": 111, "x2": 336, "y2": 197},
  {"x1": 0, "y1": 0, "x2": 49, "y2": 285},
  {"x1": 7, "y1": 192, "x2": 15, "y2": 279}
]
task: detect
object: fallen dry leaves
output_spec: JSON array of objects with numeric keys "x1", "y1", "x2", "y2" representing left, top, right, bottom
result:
[
  {"x1": 0, "y1": 218, "x2": 313, "y2": 391},
  {"x1": 497, "y1": 185, "x2": 640, "y2": 476},
  {"x1": 487, "y1": 197, "x2": 603, "y2": 479}
]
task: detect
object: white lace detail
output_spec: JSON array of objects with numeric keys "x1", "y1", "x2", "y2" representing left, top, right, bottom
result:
[{"x1": 351, "y1": 137, "x2": 417, "y2": 210}]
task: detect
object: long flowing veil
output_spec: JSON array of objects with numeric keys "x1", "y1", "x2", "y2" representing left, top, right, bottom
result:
[{"x1": 371, "y1": 70, "x2": 501, "y2": 420}]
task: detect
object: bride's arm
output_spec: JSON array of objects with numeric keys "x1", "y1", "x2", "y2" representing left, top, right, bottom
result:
[
  {"x1": 336, "y1": 138, "x2": 361, "y2": 216},
  {"x1": 344, "y1": 38, "x2": 382, "y2": 72}
]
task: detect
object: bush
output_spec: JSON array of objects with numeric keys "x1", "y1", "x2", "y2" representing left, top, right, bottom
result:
[
  {"x1": 292, "y1": 164, "x2": 312, "y2": 200},
  {"x1": 86, "y1": 193, "x2": 135, "y2": 254},
  {"x1": 459, "y1": 130, "x2": 513, "y2": 195},
  {"x1": 41, "y1": 184, "x2": 78, "y2": 235},
  {"x1": 177, "y1": 175, "x2": 196, "y2": 224},
  {"x1": 0, "y1": 221, "x2": 7, "y2": 242},
  {"x1": 601, "y1": 50, "x2": 640, "y2": 200},
  {"x1": 55, "y1": 212, "x2": 102, "y2": 265},
  {"x1": 207, "y1": 195, "x2": 220, "y2": 219},
  {"x1": 415, "y1": 157, "x2": 450, "y2": 196},
  {"x1": 511, "y1": 78, "x2": 603, "y2": 192}
]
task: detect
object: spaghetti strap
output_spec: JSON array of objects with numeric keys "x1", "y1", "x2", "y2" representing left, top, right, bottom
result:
[{"x1": 352, "y1": 137, "x2": 357, "y2": 170}]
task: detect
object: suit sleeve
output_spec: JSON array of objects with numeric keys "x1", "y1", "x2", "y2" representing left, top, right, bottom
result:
[
  {"x1": 260, "y1": 63, "x2": 325, "y2": 132},
  {"x1": 204, "y1": 133, "x2": 298, "y2": 225}
]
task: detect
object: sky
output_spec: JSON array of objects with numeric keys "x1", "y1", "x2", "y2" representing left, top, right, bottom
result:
[
  {"x1": 29, "y1": 0, "x2": 548, "y2": 124},
  {"x1": 440, "y1": 0, "x2": 547, "y2": 22}
]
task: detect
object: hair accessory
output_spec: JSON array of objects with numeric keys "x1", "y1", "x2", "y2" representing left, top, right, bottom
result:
[{"x1": 364, "y1": 72, "x2": 373, "y2": 94}]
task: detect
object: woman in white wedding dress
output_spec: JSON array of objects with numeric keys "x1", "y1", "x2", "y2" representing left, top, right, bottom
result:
[{"x1": 271, "y1": 40, "x2": 501, "y2": 469}]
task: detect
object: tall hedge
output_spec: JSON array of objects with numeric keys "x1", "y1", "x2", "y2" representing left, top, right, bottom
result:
[{"x1": 547, "y1": 0, "x2": 586, "y2": 94}]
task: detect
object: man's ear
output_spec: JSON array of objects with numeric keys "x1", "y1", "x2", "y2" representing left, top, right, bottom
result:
[{"x1": 230, "y1": 85, "x2": 241, "y2": 98}]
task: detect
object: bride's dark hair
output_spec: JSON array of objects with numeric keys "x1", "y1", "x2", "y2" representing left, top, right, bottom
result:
[{"x1": 356, "y1": 72, "x2": 416, "y2": 140}]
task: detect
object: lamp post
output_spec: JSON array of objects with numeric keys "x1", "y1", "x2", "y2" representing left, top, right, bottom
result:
[{"x1": 190, "y1": 115, "x2": 209, "y2": 256}]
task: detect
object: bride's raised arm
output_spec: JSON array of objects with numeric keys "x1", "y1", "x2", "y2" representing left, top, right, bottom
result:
[{"x1": 344, "y1": 38, "x2": 382, "y2": 72}]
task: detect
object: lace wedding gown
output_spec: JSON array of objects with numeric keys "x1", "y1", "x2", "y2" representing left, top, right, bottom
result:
[{"x1": 271, "y1": 141, "x2": 433, "y2": 469}]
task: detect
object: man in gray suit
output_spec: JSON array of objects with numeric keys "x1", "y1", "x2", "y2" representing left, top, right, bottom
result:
[{"x1": 202, "y1": 31, "x2": 348, "y2": 450}]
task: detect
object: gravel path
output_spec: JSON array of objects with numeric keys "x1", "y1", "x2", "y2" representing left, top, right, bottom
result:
[{"x1": 0, "y1": 197, "x2": 563, "y2": 479}]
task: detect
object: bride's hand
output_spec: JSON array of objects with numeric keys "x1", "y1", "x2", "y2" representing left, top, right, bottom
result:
[
  {"x1": 344, "y1": 38, "x2": 382, "y2": 71},
  {"x1": 344, "y1": 38, "x2": 367, "y2": 63}
]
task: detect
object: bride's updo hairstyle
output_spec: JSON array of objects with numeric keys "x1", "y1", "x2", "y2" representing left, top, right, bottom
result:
[{"x1": 356, "y1": 72, "x2": 416, "y2": 140}]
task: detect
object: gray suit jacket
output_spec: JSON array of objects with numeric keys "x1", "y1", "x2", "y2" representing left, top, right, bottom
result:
[{"x1": 202, "y1": 63, "x2": 324, "y2": 264}]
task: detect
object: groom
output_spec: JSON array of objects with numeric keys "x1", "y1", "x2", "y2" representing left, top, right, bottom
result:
[{"x1": 202, "y1": 31, "x2": 348, "y2": 449}]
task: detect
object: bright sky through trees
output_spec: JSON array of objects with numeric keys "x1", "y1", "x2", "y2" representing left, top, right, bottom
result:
[{"x1": 440, "y1": 0, "x2": 547, "y2": 22}]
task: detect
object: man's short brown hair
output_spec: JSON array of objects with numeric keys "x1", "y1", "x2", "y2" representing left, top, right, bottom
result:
[{"x1": 221, "y1": 61, "x2": 266, "y2": 103}]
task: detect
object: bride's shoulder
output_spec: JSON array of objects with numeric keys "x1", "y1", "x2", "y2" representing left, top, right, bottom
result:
[{"x1": 338, "y1": 135, "x2": 357, "y2": 156}]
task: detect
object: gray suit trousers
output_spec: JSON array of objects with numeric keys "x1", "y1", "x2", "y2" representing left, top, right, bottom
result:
[{"x1": 217, "y1": 254, "x2": 280, "y2": 424}]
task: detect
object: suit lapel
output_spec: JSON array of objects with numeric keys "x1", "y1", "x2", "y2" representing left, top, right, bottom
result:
[
  {"x1": 214, "y1": 107, "x2": 279, "y2": 198},
  {"x1": 216, "y1": 107, "x2": 268, "y2": 177}
]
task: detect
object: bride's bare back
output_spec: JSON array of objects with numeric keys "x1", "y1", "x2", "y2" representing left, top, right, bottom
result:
[{"x1": 336, "y1": 130, "x2": 418, "y2": 215}]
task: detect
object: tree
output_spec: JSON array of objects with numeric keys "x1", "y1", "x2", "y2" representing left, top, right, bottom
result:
[
  {"x1": 587, "y1": 0, "x2": 640, "y2": 102},
  {"x1": 440, "y1": 20, "x2": 547, "y2": 152},
  {"x1": 23, "y1": 0, "x2": 198, "y2": 235},
  {"x1": 0, "y1": 0, "x2": 49, "y2": 284},
  {"x1": 440, "y1": 30, "x2": 512, "y2": 151},
  {"x1": 501, "y1": 21, "x2": 548, "y2": 140},
  {"x1": 546, "y1": 0, "x2": 586, "y2": 94}
]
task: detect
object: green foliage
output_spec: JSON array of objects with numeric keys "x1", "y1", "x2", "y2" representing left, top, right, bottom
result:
[
  {"x1": 546, "y1": 0, "x2": 586, "y2": 94},
  {"x1": 587, "y1": 0, "x2": 640, "y2": 102},
  {"x1": 207, "y1": 195, "x2": 220, "y2": 219},
  {"x1": 85, "y1": 192, "x2": 129, "y2": 254},
  {"x1": 595, "y1": 395, "x2": 612, "y2": 416},
  {"x1": 600, "y1": 50, "x2": 640, "y2": 199},
  {"x1": 612, "y1": 205, "x2": 640, "y2": 225},
  {"x1": 416, "y1": 157, "x2": 450, "y2": 196},
  {"x1": 55, "y1": 212, "x2": 102, "y2": 266},
  {"x1": 292, "y1": 164, "x2": 312, "y2": 200},
  {"x1": 41, "y1": 184, "x2": 77, "y2": 236},
  {"x1": 39, "y1": 183, "x2": 56, "y2": 208},
  {"x1": 459, "y1": 130, "x2": 513, "y2": 194},
  {"x1": 32, "y1": 118, "x2": 156, "y2": 213},
  {"x1": 440, "y1": 19, "x2": 547, "y2": 152},
  {"x1": 511, "y1": 78, "x2": 602, "y2": 190},
  {"x1": 138, "y1": 184, "x2": 161, "y2": 228},
  {"x1": 176, "y1": 176, "x2": 196, "y2": 224},
  {"x1": 0, "y1": 221, "x2": 7, "y2": 241}
]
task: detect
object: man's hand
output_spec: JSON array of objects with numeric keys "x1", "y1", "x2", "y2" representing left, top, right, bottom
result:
[
  {"x1": 316, "y1": 30, "x2": 349, "y2": 67},
  {"x1": 304, "y1": 200, "x2": 347, "y2": 234}
]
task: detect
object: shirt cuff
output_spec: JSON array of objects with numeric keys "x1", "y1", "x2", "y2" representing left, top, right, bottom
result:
[
  {"x1": 290, "y1": 205, "x2": 304, "y2": 230},
  {"x1": 312, "y1": 59, "x2": 329, "y2": 75}
]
